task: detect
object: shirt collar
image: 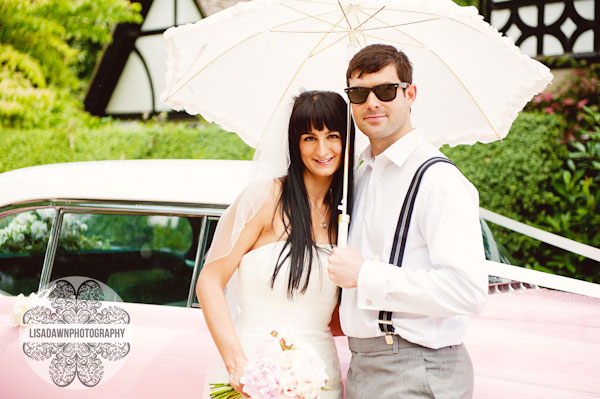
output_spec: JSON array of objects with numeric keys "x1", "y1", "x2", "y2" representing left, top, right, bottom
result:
[{"x1": 358, "y1": 127, "x2": 425, "y2": 169}]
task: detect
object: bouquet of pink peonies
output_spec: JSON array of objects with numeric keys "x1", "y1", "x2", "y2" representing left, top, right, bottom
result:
[{"x1": 210, "y1": 331, "x2": 330, "y2": 399}]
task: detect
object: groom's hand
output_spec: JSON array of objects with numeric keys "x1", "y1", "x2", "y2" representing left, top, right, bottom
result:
[{"x1": 328, "y1": 247, "x2": 363, "y2": 288}]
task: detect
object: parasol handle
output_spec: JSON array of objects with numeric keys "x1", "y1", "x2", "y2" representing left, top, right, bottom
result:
[
  {"x1": 338, "y1": 101, "x2": 352, "y2": 248},
  {"x1": 338, "y1": 214, "x2": 350, "y2": 248}
]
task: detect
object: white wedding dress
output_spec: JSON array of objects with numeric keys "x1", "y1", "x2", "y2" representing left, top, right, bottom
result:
[{"x1": 202, "y1": 241, "x2": 343, "y2": 399}]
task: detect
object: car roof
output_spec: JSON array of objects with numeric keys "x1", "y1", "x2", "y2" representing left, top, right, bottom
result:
[{"x1": 0, "y1": 159, "x2": 252, "y2": 208}]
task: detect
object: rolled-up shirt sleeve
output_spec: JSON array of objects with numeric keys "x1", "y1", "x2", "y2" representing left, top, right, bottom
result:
[{"x1": 356, "y1": 164, "x2": 488, "y2": 317}]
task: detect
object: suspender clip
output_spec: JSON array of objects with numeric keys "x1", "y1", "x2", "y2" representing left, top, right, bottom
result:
[{"x1": 384, "y1": 332, "x2": 394, "y2": 345}]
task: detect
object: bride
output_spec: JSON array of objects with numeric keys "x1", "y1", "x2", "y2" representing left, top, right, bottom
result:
[{"x1": 196, "y1": 90, "x2": 353, "y2": 398}]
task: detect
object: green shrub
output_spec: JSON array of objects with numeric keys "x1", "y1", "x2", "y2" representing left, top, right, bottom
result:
[
  {"x1": 442, "y1": 112, "x2": 565, "y2": 220},
  {"x1": 442, "y1": 111, "x2": 600, "y2": 282},
  {"x1": 520, "y1": 61, "x2": 600, "y2": 282},
  {"x1": 441, "y1": 112, "x2": 565, "y2": 267},
  {"x1": 0, "y1": 121, "x2": 254, "y2": 173},
  {"x1": 538, "y1": 107, "x2": 600, "y2": 281}
]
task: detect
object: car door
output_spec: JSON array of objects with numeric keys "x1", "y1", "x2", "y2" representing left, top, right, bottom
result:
[{"x1": 0, "y1": 202, "x2": 224, "y2": 397}]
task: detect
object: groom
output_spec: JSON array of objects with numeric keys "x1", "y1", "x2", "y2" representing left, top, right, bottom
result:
[{"x1": 328, "y1": 44, "x2": 488, "y2": 398}]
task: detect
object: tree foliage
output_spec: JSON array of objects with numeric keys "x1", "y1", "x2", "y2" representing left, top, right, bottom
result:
[
  {"x1": 452, "y1": 0, "x2": 479, "y2": 7},
  {"x1": 0, "y1": 0, "x2": 141, "y2": 129}
]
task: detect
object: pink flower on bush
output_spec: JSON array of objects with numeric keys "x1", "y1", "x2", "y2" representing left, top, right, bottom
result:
[
  {"x1": 543, "y1": 92, "x2": 553, "y2": 102},
  {"x1": 563, "y1": 97, "x2": 574, "y2": 106},
  {"x1": 544, "y1": 107, "x2": 555, "y2": 114},
  {"x1": 240, "y1": 358, "x2": 283, "y2": 399},
  {"x1": 577, "y1": 98, "x2": 589, "y2": 109}
]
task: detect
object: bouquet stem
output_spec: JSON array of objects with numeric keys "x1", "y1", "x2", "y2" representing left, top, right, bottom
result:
[{"x1": 209, "y1": 383, "x2": 243, "y2": 399}]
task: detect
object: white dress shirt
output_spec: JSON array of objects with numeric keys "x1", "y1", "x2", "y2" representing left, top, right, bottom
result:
[{"x1": 340, "y1": 128, "x2": 488, "y2": 349}]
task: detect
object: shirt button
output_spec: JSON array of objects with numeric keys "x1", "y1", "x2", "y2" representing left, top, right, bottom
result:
[{"x1": 366, "y1": 299, "x2": 373, "y2": 306}]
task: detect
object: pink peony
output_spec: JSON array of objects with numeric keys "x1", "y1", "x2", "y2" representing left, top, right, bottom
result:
[
  {"x1": 281, "y1": 372, "x2": 301, "y2": 397},
  {"x1": 232, "y1": 332, "x2": 329, "y2": 399},
  {"x1": 277, "y1": 350, "x2": 295, "y2": 370},
  {"x1": 241, "y1": 359, "x2": 283, "y2": 399},
  {"x1": 296, "y1": 381, "x2": 320, "y2": 399},
  {"x1": 280, "y1": 349, "x2": 328, "y2": 399}
]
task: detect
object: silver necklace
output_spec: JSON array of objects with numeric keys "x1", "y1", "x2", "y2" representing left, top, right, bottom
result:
[{"x1": 309, "y1": 197, "x2": 329, "y2": 229}]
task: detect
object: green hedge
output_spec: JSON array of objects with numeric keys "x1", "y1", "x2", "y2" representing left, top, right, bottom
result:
[
  {"x1": 442, "y1": 111, "x2": 599, "y2": 283},
  {"x1": 0, "y1": 121, "x2": 254, "y2": 173},
  {"x1": 442, "y1": 112, "x2": 568, "y2": 268},
  {"x1": 442, "y1": 112, "x2": 565, "y2": 219}
]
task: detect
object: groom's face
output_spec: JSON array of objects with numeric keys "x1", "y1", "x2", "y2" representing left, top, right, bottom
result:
[{"x1": 348, "y1": 64, "x2": 416, "y2": 145}]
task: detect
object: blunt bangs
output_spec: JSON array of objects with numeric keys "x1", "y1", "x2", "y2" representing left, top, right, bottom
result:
[{"x1": 289, "y1": 91, "x2": 347, "y2": 140}]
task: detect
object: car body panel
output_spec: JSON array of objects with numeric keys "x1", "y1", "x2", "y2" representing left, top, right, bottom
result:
[
  {"x1": 0, "y1": 160, "x2": 251, "y2": 208},
  {"x1": 0, "y1": 295, "x2": 351, "y2": 398},
  {"x1": 468, "y1": 288, "x2": 600, "y2": 398}
]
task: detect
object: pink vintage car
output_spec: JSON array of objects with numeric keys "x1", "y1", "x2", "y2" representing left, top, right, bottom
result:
[{"x1": 1, "y1": 160, "x2": 599, "y2": 398}]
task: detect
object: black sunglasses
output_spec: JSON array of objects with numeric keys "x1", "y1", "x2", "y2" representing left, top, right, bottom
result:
[{"x1": 344, "y1": 82, "x2": 409, "y2": 104}]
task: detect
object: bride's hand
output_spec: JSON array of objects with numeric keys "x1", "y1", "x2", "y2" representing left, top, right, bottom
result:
[{"x1": 227, "y1": 358, "x2": 248, "y2": 396}]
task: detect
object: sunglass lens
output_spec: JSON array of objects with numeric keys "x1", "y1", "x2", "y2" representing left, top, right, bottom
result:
[
  {"x1": 374, "y1": 84, "x2": 397, "y2": 101},
  {"x1": 348, "y1": 88, "x2": 369, "y2": 104}
]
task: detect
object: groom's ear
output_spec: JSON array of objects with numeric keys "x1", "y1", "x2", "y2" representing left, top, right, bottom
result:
[{"x1": 406, "y1": 84, "x2": 417, "y2": 105}]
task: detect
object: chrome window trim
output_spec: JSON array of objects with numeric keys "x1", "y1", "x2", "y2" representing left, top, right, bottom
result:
[
  {"x1": 187, "y1": 215, "x2": 207, "y2": 308},
  {"x1": 1, "y1": 199, "x2": 227, "y2": 217},
  {"x1": 191, "y1": 216, "x2": 222, "y2": 308},
  {"x1": 39, "y1": 210, "x2": 63, "y2": 291}
]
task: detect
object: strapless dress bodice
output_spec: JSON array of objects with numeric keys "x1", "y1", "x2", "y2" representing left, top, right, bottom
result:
[{"x1": 237, "y1": 241, "x2": 338, "y2": 336}]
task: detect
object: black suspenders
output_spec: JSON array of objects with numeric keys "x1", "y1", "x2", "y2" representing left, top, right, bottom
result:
[{"x1": 378, "y1": 156, "x2": 455, "y2": 345}]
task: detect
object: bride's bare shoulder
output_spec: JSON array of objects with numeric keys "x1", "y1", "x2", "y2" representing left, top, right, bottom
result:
[{"x1": 258, "y1": 177, "x2": 283, "y2": 213}]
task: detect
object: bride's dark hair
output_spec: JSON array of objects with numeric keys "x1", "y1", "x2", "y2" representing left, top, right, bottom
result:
[{"x1": 272, "y1": 90, "x2": 354, "y2": 297}]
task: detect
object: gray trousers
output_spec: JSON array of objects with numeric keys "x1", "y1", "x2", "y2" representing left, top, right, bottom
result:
[{"x1": 346, "y1": 335, "x2": 474, "y2": 399}]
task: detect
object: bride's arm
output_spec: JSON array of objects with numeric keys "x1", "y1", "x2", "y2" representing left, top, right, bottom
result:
[
  {"x1": 196, "y1": 182, "x2": 278, "y2": 394},
  {"x1": 197, "y1": 262, "x2": 246, "y2": 393},
  {"x1": 196, "y1": 219, "x2": 265, "y2": 394}
]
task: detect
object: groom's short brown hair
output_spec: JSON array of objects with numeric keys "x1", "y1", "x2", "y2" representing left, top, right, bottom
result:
[{"x1": 346, "y1": 44, "x2": 413, "y2": 85}]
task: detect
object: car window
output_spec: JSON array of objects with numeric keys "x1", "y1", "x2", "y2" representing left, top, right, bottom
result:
[
  {"x1": 50, "y1": 213, "x2": 198, "y2": 307},
  {"x1": 0, "y1": 209, "x2": 56, "y2": 296},
  {"x1": 480, "y1": 218, "x2": 513, "y2": 265}
]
